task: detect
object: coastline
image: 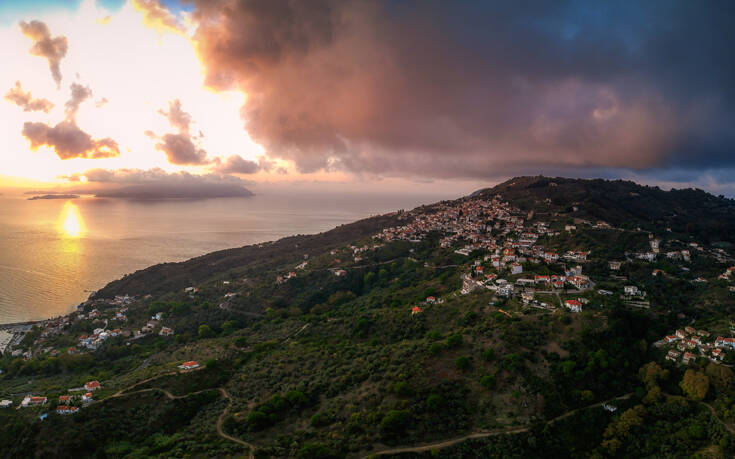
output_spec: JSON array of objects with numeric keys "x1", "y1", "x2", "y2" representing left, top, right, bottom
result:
[{"x1": 0, "y1": 320, "x2": 45, "y2": 330}]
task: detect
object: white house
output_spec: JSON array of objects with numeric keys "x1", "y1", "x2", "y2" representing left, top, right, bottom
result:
[
  {"x1": 564, "y1": 299, "x2": 582, "y2": 313},
  {"x1": 178, "y1": 361, "x2": 200, "y2": 370},
  {"x1": 21, "y1": 396, "x2": 47, "y2": 407}
]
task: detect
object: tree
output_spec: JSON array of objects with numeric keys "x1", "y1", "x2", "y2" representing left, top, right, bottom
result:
[
  {"x1": 480, "y1": 374, "x2": 496, "y2": 390},
  {"x1": 426, "y1": 394, "x2": 444, "y2": 411},
  {"x1": 285, "y1": 390, "x2": 308, "y2": 406},
  {"x1": 455, "y1": 356, "x2": 472, "y2": 372},
  {"x1": 310, "y1": 412, "x2": 333, "y2": 427},
  {"x1": 393, "y1": 381, "x2": 413, "y2": 397},
  {"x1": 638, "y1": 361, "x2": 669, "y2": 389},
  {"x1": 446, "y1": 333, "x2": 463, "y2": 348},
  {"x1": 680, "y1": 369, "x2": 709, "y2": 401},
  {"x1": 642, "y1": 385, "x2": 663, "y2": 405},
  {"x1": 221, "y1": 320, "x2": 240, "y2": 335},
  {"x1": 705, "y1": 363, "x2": 733, "y2": 392},
  {"x1": 298, "y1": 443, "x2": 336, "y2": 459},
  {"x1": 198, "y1": 324, "x2": 215, "y2": 339},
  {"x1": 429, "y1": 342, "x2": 445, "y2": 355},
  {"x1": 247, "y1": 410, "x2": 271, "y2": 431},
  {"x1": 381, "y1": 410, "x2": 411, "y2": 433}
]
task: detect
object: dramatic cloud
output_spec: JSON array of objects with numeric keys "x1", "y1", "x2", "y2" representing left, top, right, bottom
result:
[
  {"x1": 190, "y1": 0, "x2": 735, "y2": 179},
  {"x1": 152, "y1": 99, "x2": 210, "y2": 165},
  {"x1": 61, "y1": 167, "x2": 252, "y2": 199},
  {"x1": 19, "y1": 20, "x2": 68, "y2": 87},
  {"x1": 21, "y1": 82, "x2": 120, "y2": 160},
  {"x1": 22, "y1": 121, "x2": 120, "y2": 159},
  {"x1": 212, "y1": 155, "x2": 274, "y2": 174},
  {"x1": 4, "y1": 81, "x2": 54, "y2": 113},
  {"x1": 155, "y1": 133, "x2": 208, "y2": 165}
]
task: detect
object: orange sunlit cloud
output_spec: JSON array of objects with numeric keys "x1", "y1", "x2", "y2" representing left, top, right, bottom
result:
[{"x1": 0, "y1": 0, "x2": 271, "y2": 185}]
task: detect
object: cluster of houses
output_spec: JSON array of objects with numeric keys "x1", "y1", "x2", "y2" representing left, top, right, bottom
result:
[
  {"x1": 12, "y1": 380, "x2": 101, "y2": 416},
  {"x1": 5, "y1": 357, "x2": 201, "y2": 416},
  {"x1": 378, "y1": 197, "x2": 516, "y2": 247},
  {"x1": 3, "y1": 290, "x2": 184, "y2": 366},
  {"x1": 375, "y1": 197, "x2": 621, "y2": 273},
  {"x1": 660, "y1": 326, "x2": 730, "y2": 365}
]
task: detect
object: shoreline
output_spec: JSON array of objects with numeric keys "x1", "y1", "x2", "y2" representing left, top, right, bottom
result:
[{"x1": 0, "y1": 319, "x2": 45, "y2": 330}]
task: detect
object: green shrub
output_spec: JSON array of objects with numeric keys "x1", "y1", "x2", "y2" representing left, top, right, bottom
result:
[
  {"x1": 429, "y1": 342, "x2": 445, "y2": 355},
  {"x1": 393, "y1": 381, "x2": 413, "y2": 397},
  {"x1": 198, "y1": 325, "x2": 215, "y2": 339},
  {"x1": 426, "y1": 394, "x2": 444, "y2": 411},
  {"x1": 455, "y1": 356, "x2": 472, "y2": 372},
  {"x1": 381, "y1": 409, "x2": 411, "y2": 433},
  {"x1": 480, "y1": 374, "x2": 496, "y2": 390},
  {"x1": 446, "y1": 333, "x2": 463, "y2": 348},
  {"x1": 309, "y1": 412, "x2": 333, "y2": 428}
]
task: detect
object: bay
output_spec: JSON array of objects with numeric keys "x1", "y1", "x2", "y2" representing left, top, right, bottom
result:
[{"x1": 0, "y1": 190, "x2": 450, "y2": 324}]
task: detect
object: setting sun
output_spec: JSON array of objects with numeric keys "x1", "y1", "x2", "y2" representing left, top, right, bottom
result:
[{"x1": 60, "y1": 201, "x2": 84, "y2": 237}]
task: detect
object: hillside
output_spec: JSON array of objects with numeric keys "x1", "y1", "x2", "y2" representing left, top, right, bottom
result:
[
  {"x1": 2, "y1": 176, "x2": 735, "y2": 458},
  {"x1": 478, "y1": 176, "x2": 735, "y2": 244}
]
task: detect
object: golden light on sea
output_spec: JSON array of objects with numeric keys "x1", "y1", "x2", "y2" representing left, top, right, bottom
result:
[{"x1": 60, "y1": 202, "x2": 85, "y2": 238}]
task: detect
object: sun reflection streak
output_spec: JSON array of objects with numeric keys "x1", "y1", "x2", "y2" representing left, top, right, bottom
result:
[{"x1": 60, "y1": 201, "x2": 86, "y2": 238}]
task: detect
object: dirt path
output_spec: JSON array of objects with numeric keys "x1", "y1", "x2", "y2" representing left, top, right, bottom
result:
[
  {"x1": 216, "y1": 388, "x2": 255, "y2": 459},
  {"x1": 700, "y1": 401, "x2": 735, "y2": 434},
  {"x1": 105, "y1": 377, "x2": 254, "y2": 457},
  {"x1": 364, "y1": 393, "x2": 633, "y2": 458},
  {"x1": 111, "y1": 366, "x2": 206, "y2": 397}
]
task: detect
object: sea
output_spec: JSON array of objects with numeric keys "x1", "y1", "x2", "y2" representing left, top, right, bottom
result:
[{"x1": 0, "y1": 189, "x2": 453, "y2": 324}]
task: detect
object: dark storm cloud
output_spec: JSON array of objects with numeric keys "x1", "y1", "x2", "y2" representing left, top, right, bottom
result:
[
  {"x1": 19, "y1": 20, "x2": 68, "y2": 88},
  {"x1": 152, "y1": 99, "x2": 210, "y2": 165},
  {"x1": 22, "y1": 121, "x2": 120, "y2": 159},
  {"x1": 4, "y1": 81, "x2": 54, "y2": 113},
  {"x1": 190, "y1": 0, "x2": 735, "y2": 180}
]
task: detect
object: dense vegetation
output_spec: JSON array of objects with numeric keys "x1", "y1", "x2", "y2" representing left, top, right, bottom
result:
[{"x1": 1, "y1": 176, "x2": 735, "y2": 458}]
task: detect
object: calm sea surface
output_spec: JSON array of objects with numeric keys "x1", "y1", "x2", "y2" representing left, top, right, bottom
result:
[{"x1": 0, "y1": 190, "x2": 450, "y2": 324}]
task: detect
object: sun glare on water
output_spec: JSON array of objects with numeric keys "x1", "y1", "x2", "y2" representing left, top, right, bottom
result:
[{"x1": 60, "y1": 202, "x2": 85, "y2": 238}]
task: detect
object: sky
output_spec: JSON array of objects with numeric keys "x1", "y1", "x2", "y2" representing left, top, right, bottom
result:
[{"x1": 1, "y1": 0, "x2": 734, "y2": 197}]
